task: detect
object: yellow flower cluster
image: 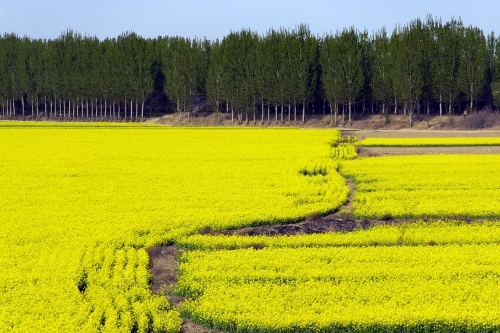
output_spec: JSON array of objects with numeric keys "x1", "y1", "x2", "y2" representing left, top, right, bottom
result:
[
  {"x1": 340, "y1": 154, "x2": 500, "y2": 218},
  {"x1": 357, "y1": 137, "x2": 500, "y2": 147},
  {"x1": 177, "y1": 240, "x2": 500, "y2": 332},
  {"x1": 331, "y1": 143, "x2": 357, "y2": 159},
  {"x1": 0, "y1": 125, "x2": 346, "y2": 332}
]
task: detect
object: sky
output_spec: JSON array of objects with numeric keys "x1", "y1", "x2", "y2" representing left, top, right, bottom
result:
[{"x1": 0, "y1": 0, "x2": 498, "y2": 41}]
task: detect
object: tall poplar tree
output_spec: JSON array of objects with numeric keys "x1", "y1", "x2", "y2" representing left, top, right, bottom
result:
[
  {"x1": 336, "y1": 27, "x2": 364, "y2": 124},
  {"x1": 320, "y1": 34, "x2": 343, "y2": 124},
  {"x1": 459, "y1": 26, "x2": 487, "y2": 112},
  {"x1": 370, "y1": 28, "x2": 392, "y2": 115},
  {"x1": 390, "y1": 20, "x2": 425, "y2": 127},
  {"x1": 431, "y1": 19, "x2": 463, "y2": 115}
]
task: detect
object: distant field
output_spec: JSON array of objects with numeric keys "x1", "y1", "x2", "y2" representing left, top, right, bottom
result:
[
  {"x1": 340, "y1": 154, "x2": 500, "y2": 218},
  {"x1": 357, "y1": 137, "x2": 500, "y2": 146},
  {"x1": 0, "y1": 125, "x2": 347, "y2": 332}
]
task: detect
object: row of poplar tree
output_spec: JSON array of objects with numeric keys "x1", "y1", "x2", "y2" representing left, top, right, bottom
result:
[{"x1": 1, "y1": 16, "x2": 500, "y2": 125}]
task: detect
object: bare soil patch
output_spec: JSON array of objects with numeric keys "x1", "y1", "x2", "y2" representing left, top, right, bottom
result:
[
  {"x1": 350, "y1": 129, "x2": 500, "y2": 156},
  {"x1": 205, "y1": 213, "x2": 408, "y2": 237},
  {"x1": 356, "y1": 145, "x2": 500, "y2": 156},
  {"x1": 147, "y1": 245, "x2": 225, "y2": 333},
  {"x1": 351, "y1": 129, "x2": 500, "y2": 140}
]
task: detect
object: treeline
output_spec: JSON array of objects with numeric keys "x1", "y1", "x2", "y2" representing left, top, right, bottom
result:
[{"x1": 1, "y1": 16, "x2": 500, "y2": 125}]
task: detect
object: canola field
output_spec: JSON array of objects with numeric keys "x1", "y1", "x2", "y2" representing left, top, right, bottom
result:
[
  {"x1": 357, "y1": 137, "x2": 500, "y2": 147},
  {"x1": 340, "y1": 154, "x2": 500, "y2": 218},
  {"x1": 0, "y1": 124, "x2": 348, "y2": 332},
  {"x1": 175, "y1": 222, "x2": 500, "y2": 332},
  {"x1": 4, "y1": 122, "x2": 500, "y2": 333},
  {"x1": 178, "y1": 242, "x2": 500, "y2": 332}
]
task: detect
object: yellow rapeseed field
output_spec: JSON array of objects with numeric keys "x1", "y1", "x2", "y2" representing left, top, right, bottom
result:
[
  {"x1": 178, "y1": 240, "x2": 500, "y2": 332},
  {"x1": 340, "y1": 154, "x2": 500, "y2": 218},
  {"x1": 5, "y1": 123, "x2": 500, "y2": 333},
  {"x1": 0, "y1": 124, "x2": 348, "y2": 332}
]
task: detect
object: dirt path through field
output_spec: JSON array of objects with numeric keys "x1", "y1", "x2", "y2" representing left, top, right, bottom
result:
[
  {"x1": 348, "y1": 129, "x2": 500, "y2": 140},
  {"x1": 345, "y1": 129, "x2": 500, "y2": 156},
  {"x1": 147, "y1": 246, "x2": 225, "y2": 333},
  {"x1": 357, "y1": 145, "x2": 500, "y2": 156}
]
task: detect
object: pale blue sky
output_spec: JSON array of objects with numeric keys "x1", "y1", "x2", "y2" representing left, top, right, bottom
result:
[{"x1": 0, "y1": 0, "x2": 498, "y2": 40}]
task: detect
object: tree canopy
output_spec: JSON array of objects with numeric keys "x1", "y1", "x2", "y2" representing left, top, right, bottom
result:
[{"x1": 0, "y1": 17, "x2": 498, "y2": 124}]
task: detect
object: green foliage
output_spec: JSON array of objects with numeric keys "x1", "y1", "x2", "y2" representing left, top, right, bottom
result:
[
  {"x1": 458, "y1": 26, "x2": 488, "y2": 111},
  {"x1": 0, "y1": 16, "x2": 499, "y2": 120},
  {"x1": 492, "y1": 81, "x2": 500, "y2": 108}
]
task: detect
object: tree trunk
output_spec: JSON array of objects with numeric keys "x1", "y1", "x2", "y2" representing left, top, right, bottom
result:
[
  {"x1": 470, "y1": 85, "x2": 474, "y2": 111},
  {"x1": 342, "y1": 104, "x2": 345, "y2": 124},
  {"x1": 21, "y1": 97, "x2": 25, "y2": 116},
  {"x1": 334, "y1": 101, "x2": 338, "y2": 125},
  {"x1": 302, "y1": 101, "x2": 305, "y2": 123},
  {"x1": 439, "y1": 95, "x2": 442, "y2": 117},
  {"x1": 141, "y1": 100, "x2": 144, "y2": 119},
  {"x1": 348, "y1": 100, "x2": 352, "y2": 124},
  {"x1": 261, "y1": 99, "x2": 264, "y2": 123},
  {"x1": 177, "y1": 99, "x2": 181, "y2": 120}
]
